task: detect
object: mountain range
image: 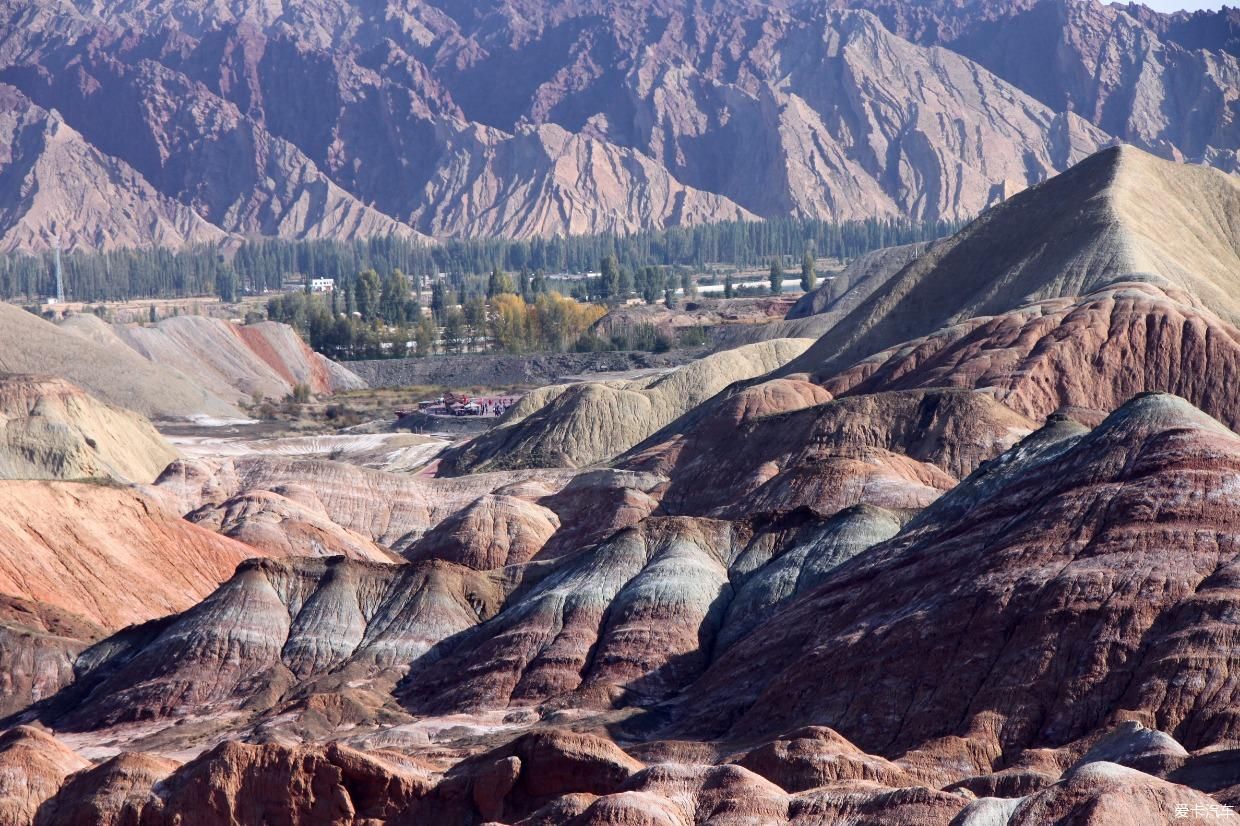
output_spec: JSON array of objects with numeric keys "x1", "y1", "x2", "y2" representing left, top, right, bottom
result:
[{"x1": 0, "y1": 0, "x2": 1235, "y2": 250}]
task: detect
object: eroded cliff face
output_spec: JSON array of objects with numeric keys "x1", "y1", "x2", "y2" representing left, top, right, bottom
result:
[{"x1": 0, "y1": 0, "x2": 1232, "y2": 248}]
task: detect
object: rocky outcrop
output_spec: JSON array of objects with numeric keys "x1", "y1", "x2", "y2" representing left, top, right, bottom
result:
[
  {"x1": 0, "y1": 726, "x2": 89, "y2": 824},
  {"x1": 33, "y1": 739, "x2": 428, "y2": 826},
  {"x1": 406, "y1": 493, "x2": 561, "y2": 569},
  {"x1": 732, "y1": 726, "x2": 912, "y2": 793},
  {"x1": 1001, "y1": 762, "x2": 1240, "y2": 826},
  {"x1": 186, "y1": 488, "x2": 398, "y2": 563},
  {"x1": 0, "y1": 374, "x2": 176, "y2": 483}
]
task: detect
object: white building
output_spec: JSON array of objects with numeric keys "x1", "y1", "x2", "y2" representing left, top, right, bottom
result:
[{"x1": 309, "y1": 278, "x2": 336, "y2": 293}]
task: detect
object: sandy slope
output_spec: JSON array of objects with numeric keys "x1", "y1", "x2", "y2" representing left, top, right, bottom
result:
[
  {"x1": 0, "y1": 304, "x2": 240, "y2": 420},
  {"x1": 0, "y1": 375, "x2": 176, "y2": 483}
]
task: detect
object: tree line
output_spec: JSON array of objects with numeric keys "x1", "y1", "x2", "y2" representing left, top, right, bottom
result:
[{"x1": 0, "y1": 216, "x2": 959, "y2": 302}]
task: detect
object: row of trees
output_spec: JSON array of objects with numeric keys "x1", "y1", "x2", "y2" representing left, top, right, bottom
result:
[
  {"x1": 764, "y1": 253, "x2": 818, "y2": 296},
  {"x1": 0, "y1": 216, "x2": 958, "y2": 302}
]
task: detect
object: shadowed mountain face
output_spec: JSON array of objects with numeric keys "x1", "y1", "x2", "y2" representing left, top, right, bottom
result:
[{"x1": 0, "y1": 0, "x2": 1234, "y2": 248}]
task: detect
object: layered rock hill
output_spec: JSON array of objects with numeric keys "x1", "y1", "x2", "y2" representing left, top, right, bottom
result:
[
  {"x1": 99, "y1": 315, "x2": 364, "y2": 403},
  {"x1": 17, "y1": 397, "x2": 1240, "y2": 824},
  {"x1": 680, "y1": 396, "x2": 1240, "y2": 778},
  {"x1": 1, "y1": 0, "x2": 1232, "y2": 247},
  {"x1": 59, "y1": 313, "x2": 364, "y2": 411},
  {"x1": 621, "y1": 385, "x2": 1036, "y2": 518},
  {"x1": 47, "y1": 555, "x2": 504, "y2": 733},
  {"x1": 822, "y1": 279, "x2": 1240, "y2": 431},
  {"x1": 0, "y1": 482, "x2": 259, "y2": 632},
  {"x1": 0, "y1": 374, "x2": 176, "y2": 483},
  {"x1": 148, "y1": 454, "x2": 582, "y2": 552},
  {"x1": 0, "y1": 302, "x2": 242, "y2": 420},
  {"x1": 783, "y1": 145, "x2": 1240, "y2": 379},
  {"x1": 441, "y1": 337, "x2": 814, "y2": 473}
]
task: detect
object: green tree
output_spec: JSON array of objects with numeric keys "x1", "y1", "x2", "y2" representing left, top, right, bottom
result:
[
  {"x1": 600, "y1": 254, "x2": 621, "y2": 300},
  {"x1": 519, "y1": 267, "x2": 532, "y2": 300},
  {"x1": 724, "y1": 273, "x2": 735, "y2": 299},
  {"x1": 430, "y1": 280, "x2": 449, "y2": 320},
  {"x1": 640, "y1": 266, "x2": 663, "y2": 304},
  {"x1": 486, "y1": 266, "x2": 514, "y2": 298},
  {"x1": 463, "y1": 294, "x2": 487, "y2": 342},
  {"x1": 414, "y1": 316, "x2": 436, "y2": 357},
  {"x1": 216, "y1": 269, "x2": 239, "y2": 303},
  {"x1": 769, "y1": 258, "x2": 784, "y2": 295},
  {"x1": 442, "y1": 307, "x2": 466, "y2": 354},
  {"x1": 148, "y1": 304, "x2": 158, "y2": 323},
  {"x1": 355, "y1": 268, "x2": 381, "y2": 321},
  {"x1": 619, "y1": 264, "x2": 634, "y2": 298},
  {"x1": 800, "y1": 252, "x2": 816, "y2": 293},
  {"x1": 680, "y1": 270, "x2": 696, "y2": 299},
  {"x1": 380, "y1": 269, "x2": 410, "y2": 324}
]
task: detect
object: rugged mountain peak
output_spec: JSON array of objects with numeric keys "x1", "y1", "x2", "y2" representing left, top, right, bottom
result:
[{"x1": 0, "y1": 84, "x2": 224, "y2": 252}]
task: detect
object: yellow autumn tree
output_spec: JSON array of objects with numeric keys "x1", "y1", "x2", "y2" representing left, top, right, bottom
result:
[{"x1": 490, "y1": 293, "x2": 531, "y2": 352}]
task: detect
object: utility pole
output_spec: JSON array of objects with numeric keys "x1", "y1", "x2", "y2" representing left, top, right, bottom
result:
[
  {"x1": 53, "y1": 235, "x2": 64, "y2": 304},
  {"x1": 45, "y1": 229, "x2": 65, "y2": 305}
]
